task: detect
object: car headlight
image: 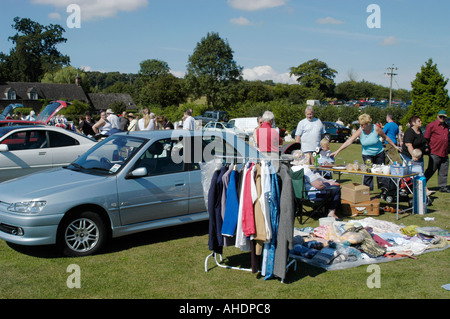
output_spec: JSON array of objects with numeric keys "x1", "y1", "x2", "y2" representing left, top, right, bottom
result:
[{"x1": 8, "y1": 201, "x2": 47, "y2": 214}]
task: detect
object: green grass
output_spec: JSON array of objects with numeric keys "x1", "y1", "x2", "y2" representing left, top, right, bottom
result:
[{"x1": 0, "y1": 143, "x2": 449, "y2": 299}]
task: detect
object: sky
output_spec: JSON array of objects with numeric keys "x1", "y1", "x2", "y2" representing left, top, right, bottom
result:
[{"x1": 1, "y1": 0, "x2": 449, "y2": 91}]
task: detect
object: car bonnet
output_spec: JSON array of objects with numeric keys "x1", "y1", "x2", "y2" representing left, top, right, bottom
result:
[{"x1": 0, "y1": 167, "x2": 109, "y2": 203}]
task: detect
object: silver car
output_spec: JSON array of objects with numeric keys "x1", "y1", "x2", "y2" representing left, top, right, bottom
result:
[
  {"x1": 203, "y1": 121, "x2": 249, "y2": 141},
  {"x1": 0, "y1": 130, "x2": 260, "y2": 256},
  {"x1": 0, "y1": 125, "x2": 96, "y2": 183}
]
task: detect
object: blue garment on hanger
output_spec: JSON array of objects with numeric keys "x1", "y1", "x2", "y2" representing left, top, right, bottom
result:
[
  {"x1": 221, "y1": 170, "x2": 240, "y2": 236},
  {"x1": 264, "y1": 166, "x2": 280, "y2": 280}
]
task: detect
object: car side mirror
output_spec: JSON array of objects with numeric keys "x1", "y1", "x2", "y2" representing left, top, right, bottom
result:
[
  {"x1": 0, "y1": 144, "x2": 9, "y2": 152},
  {"x1": 126, "y1": 167, "x2": 147, "y2": 179}
]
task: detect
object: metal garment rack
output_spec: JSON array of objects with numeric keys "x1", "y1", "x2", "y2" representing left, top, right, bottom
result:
[
  {"x1": 204, "y1": 251, "x2": 297, "y2": 283},
  {"x1": 203, "y1": 156, "x2": 297, "y2": 283}
]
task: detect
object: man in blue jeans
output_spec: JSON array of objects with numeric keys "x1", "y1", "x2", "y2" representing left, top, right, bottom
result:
[{"x1": 383, "y1": 114, "x2": 402, "y2": 164}]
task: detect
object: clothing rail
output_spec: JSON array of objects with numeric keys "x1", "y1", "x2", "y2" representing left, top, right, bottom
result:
[
  {"x1": 204, "y1": 251, "x2": 297, "y2": 283},
  {"x1": 204, "y1": 158, "x2": 297, "y2": 283}
]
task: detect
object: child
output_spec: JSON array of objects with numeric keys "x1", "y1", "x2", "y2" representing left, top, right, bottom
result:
[
  {"x1": 410, "y1": 148, "x2": 434, "y2": 195},
  {"x1": 319, "y1": 138, "x2": 335, "y2": 164},
  {"x1": 410, "y1": 148, "x2": 424, "y2": 175},
  {"x1": 318, "y1": 138, "x2": 334, "y2": 179}
]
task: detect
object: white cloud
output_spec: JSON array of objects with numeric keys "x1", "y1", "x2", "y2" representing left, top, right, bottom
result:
[
  {"x1": 243, "y1": 65, "x2": 297, "y2": 84},
  {"x1": 48, "y1": 12, "x2": 61, "y2": 20},
  {"x1": 227, "y1": 0, "x2": 288, "y2": 11},
  {"x1": 316, "y1": 17, "x2": 344, "y2": 25},
  {"x1": 31, "y1": 0, "x2": 149, "y2": 21},
  {"x1": 230, "y1": 17, "x2": 252, "y2": 26},
  {"x1": 380, "y1": 35, "x2": 398, "y2": 46}
]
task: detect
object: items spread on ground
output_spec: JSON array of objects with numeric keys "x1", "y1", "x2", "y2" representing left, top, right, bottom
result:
[{"x1": 289, "y1": 217, "x2": 449, "y2": 271}]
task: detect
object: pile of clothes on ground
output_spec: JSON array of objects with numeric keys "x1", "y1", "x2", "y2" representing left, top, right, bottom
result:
[{"x1": 289, "y1": 217, "x2": 449, "y2": 271}]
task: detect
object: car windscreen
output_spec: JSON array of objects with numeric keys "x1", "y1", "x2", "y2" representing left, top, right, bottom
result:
[{"x1": 66, "y1": 135, "x2": 147, "y2": 175}]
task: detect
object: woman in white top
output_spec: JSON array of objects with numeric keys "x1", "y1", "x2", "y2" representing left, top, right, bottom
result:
[
  {"x1": 92, "y1": 111, "x2": 110, "y2": 135},
  {"x1": 138, "y1": 108, "x2": 156, "y2": 131}
]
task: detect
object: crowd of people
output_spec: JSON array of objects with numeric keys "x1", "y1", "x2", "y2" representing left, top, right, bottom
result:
[{"x1": 76, "y1": 107, "x2": 196, "y2": 140}]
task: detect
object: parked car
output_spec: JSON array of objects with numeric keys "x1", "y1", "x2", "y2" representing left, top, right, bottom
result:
[
  {"x1": 203, "y1": 121, "x2": 248, "y2": 140},
  {"x1": 0, "y1": 130, "x2": 260, "y2": 256},
  {"x1": 0, "y1": 103, "x2": 24, "y2": 120},
  {"x1": 228, "y1": 117, "x2": 259, "y2": 135},
  {"x1": 194, "y1": 110, "x2": 229, "y2": 125},
  {"x1": 322, "y1": 121, "x2": 351, "y2": 142},
  {"x1": 0, "y1": 100, "x2": 69, "y2": 127},
  {"x1": 0, "y1": 125, "x2": 96, "y2": 182}
]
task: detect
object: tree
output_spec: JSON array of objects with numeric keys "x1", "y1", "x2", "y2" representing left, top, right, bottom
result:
[
  {"x1": 139, "y1": 74, "x2": 187, "y2": 108},
  {"x1": 186, "y1": 32, "x2": 243, "y2": 109},
  {"x1": 290, "y1": 59, "x2": 337, "y2": 97},
  {"x1": 407, "y1": 58, "x2": 449, "y2": 125},
  {"x1": 1, "y1": 17, "x2": 70, "y2": 82},
  {"x1": 138, "y1": 59, "x2": 170, "y2": 82}
]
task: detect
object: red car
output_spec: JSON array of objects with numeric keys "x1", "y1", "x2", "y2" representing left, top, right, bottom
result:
[{"x1": 0, "y1": 100, "x2": 69, "y2": 127}]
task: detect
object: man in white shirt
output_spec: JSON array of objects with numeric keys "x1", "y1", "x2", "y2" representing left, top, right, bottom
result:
[
  {"x1": 106, "y1": 109, "x2": 121, "y2": 130},
  {"x1": 295, "y1": 106, "x2": 325, "y2": 162},
  {"x1": 182, "y1": 109, "x2": 196, "y2": 130}
]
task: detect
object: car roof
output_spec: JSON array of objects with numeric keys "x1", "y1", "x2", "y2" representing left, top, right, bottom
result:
[
  {"x1": 119, "y1": 129, "x2": 231, "y2": 138},
  {"x1": 0, "y1": 125, "x2": 96, "y2": 141}
]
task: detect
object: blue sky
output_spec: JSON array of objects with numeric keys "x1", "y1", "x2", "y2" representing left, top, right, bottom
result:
[{"x1": 1, "y1": 0, "x2": 449, "y2": 90}]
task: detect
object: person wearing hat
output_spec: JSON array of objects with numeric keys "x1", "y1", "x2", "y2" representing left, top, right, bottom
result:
[
  {"x1": 424, "y1": 110, "x2": 450, "y2": 192},
  {"x1": 105, "y1": 108, "x2": 121, "y2": 132},
  {"x1": 127, "y1": 113, "x2": 138, "y2": 131}
]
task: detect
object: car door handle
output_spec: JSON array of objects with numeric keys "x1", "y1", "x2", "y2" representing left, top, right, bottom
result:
[
  {"x1": 175, "y1": 182, "x2": 185, "y2": 187},
  {"x1": 38, "y1": 152, "x2": 46, "y2": 156}
]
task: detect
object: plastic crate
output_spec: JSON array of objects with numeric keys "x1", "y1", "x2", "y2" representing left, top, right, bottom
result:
[{"x1": 390, "y1": 164, "x2": 407, "y2": 176}]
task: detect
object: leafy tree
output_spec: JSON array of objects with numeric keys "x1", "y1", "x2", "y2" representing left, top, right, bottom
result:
[
  {"x1": 139, "y1": 74, "x2": 187, "y2": 108},
  {"x1": 186, "y1": 32, "x2": 243, "y2": 109},
  {"x1": 1, "y1": 17, "x2": 70, "y2": 82},
  {"x1": 290, "y1": 59, "x2": 337, "y2": 97},
  {"x1": 406, "y1": 58, "x2": 449, "y2": 125}
]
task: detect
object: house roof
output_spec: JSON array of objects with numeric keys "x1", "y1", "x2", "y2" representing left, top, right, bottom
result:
[
  {"x1": 0, "y1": 82, "x2": 89, "y2": 102},
  {"x1": 88, "y1": 93, "x2": 137, "y2": 110}
]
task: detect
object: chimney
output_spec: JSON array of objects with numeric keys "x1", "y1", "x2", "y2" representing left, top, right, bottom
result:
[{"x1": 75, "y1": 73, "x2": 81, "y2": 86}]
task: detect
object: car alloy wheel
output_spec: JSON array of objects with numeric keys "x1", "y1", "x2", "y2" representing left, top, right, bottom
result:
[{"x1": 59, "y1": 211, "x2": 106, "y2": 257}]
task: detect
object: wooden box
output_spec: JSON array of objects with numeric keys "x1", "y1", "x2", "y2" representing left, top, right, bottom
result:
[{"x1": 340, "y1": 198, "x2": 380, "y2": 216}]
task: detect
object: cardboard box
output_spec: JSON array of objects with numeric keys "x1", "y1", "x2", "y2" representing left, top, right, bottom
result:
[
  {"x1": 341, "y1": 198, "x2": 380, "y2": 216},
  {"x1": 340, "y1": 183, "x2": 370, "y2": 203}
]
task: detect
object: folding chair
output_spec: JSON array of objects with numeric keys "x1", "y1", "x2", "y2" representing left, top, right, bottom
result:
[{"x1": 290, "y1": 167, "x2": 335, "y2": 225}]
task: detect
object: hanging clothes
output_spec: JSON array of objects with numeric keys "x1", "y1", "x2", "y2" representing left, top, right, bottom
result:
[
  {"x1": 206, "y1": 159, "x2": 295, "y2": 281},
  {"x1": 222, "y1": 168, "x2": 240, "y2": 237},
  {"x1": 264, "y1": 163, "x2": 281, "y2": 280},
  {"x1": 208, "y1": 169, "x2": 223, "y2": 254},
  {"x1": 273, "y1": 163, "x2": 296, "y2": 281},
  {"x1": 252, "y1": 163, "x2": 267, "y2": 255},
  {"x1": 241, "y1": 162, "x2": 257, "y2": 237}
]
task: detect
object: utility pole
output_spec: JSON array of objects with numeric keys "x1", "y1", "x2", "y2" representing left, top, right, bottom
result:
[{"x1": 385, "y1": 65, "x2": 398, "y2": 106}]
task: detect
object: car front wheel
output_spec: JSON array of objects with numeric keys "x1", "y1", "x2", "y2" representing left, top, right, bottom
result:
[{"x1": 58, "y1": 211, "x2": 106, "y2": 257}]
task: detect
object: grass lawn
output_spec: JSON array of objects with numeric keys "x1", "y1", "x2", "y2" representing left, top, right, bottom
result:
[{"x1": 0, "y1": 143, "x2": 449, "y2": 300}]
